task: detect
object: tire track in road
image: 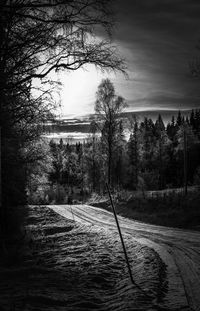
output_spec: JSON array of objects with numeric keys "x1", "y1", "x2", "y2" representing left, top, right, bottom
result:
[{"x1": 50, "y1": 204, "x2": 200, "y2": 311}]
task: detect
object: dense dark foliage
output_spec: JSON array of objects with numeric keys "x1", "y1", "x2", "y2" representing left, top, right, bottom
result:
[
  {"x1": 127, "y1": 109, "x2": 200, "y2": 191},
  {"x1": 28, "y1": 109, "x2": 200, "y2": 204}
]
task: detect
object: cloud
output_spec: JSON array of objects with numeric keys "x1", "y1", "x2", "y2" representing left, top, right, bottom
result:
[
  {"x1": 59, "y1": 0, "x2": 200, "y2": 116},
  {"x1": 107, "y1": 0, "x2": 200, "y2": 111},
  {"x1": 126, "y1": 92, "x2": 200, "y2": 111}
]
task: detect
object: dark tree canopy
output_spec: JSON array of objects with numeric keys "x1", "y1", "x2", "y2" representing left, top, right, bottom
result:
[
  {"x1": 1, "y1": 0, "x2": 126, "y2": 90},
  {"x1": 0, "y1": 1, "x2": 126, "y2": 212}
]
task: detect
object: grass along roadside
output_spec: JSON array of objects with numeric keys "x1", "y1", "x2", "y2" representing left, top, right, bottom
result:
[{"x1": 89, "y1": 190, "x2": 200, "y2": 231}]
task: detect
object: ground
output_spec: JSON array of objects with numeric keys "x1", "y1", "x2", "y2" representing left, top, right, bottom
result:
[{"x1": 0, "y1": 204, "x2": 199, "y2": 310}]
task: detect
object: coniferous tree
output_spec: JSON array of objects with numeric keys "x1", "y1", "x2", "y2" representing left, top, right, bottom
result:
[
  {"x1": 128, "y1": 115, "x2": 140, "y2": 189},
  {"x1": 154, "y1": 115, "x2": 171, "y2": 189},
  {"x1": 140, "y1": 117, "x2": 156, "y2": 171},
  {"x1": 190, "y1": 110, "x2": 195, "y2": 129},
  {"x1": 166, "y1": 115, "x2": 178, "y2": 142},
  {"x1": 194, "y1": 110, "x2": 200, "y2": 138},
  {"x1": 176, "y1": 111, "x2": 183, "y2": 127}
]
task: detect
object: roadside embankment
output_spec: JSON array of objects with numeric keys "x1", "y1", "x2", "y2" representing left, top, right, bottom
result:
[{"x1": 89, "y1": 190, "x2": 200, "y2": 230}]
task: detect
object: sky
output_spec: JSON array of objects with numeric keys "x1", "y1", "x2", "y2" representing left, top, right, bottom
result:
[{"x1": 58, "y1": 0, "x2": 200, "y2": 117}]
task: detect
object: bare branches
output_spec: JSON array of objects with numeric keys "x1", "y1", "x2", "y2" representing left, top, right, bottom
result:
[
  {"x1": 1, "y1": 0, "x2": 126, "y2": 94},
  {"x1": 1, "y1": 0, "x2": 127, "y2": 208},
  {"x1": 1, "y1": 0, "x2": 126, "y2": 140},
  {"x1": 94, "y1": 78, "x2": 126, "y2": 185}
]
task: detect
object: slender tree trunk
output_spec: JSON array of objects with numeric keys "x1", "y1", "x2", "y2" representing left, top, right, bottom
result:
[
  {"x1": 134, "y1": 134, "x2": 138, "y2": 189},
  {"x1": 183, "y1": 129, "x2": 188, "y2": 195},
  {"x1": 159, "y1": 137, "x2": 163, "y2": 190},
  {"x1": 108, "y1": 113, "x2": 112, "y2": 187},
  {"x1": 108, "y1": 145, "x2": 112, "y2": 186},
  {"x1": 92, "y1": 136, "x2": 96, "y2": 191}
]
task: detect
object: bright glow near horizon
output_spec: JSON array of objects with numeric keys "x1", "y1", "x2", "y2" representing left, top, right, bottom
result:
[{"x1": 58, "y1": 65, "x2": 109, "y2": 117}]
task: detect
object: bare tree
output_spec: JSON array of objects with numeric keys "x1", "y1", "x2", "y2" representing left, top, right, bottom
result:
[
  {"x1": 1, "y1": 1, "x2": 126, "y2": 90},
  {"x1": 95, "y1": 78, "x2": 126, "y2": 186},
  {"x1": 0, "y1": 1, "x2": 126, "y2": 213},
  {"x1": 1, "y1": 0, "x2": 126, "y2": 138}
]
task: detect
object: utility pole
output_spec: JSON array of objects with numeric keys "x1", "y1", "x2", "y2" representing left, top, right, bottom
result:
[{"x1": 183, "y1": 127, "x2": 188, "y2": 196}]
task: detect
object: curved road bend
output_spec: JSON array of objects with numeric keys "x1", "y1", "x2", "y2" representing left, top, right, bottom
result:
[{"x1": 50, "y1": 204, "x2": 200, "y2": 311}]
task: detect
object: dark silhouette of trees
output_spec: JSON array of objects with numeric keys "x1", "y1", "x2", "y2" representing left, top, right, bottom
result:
[
  {"x1": 128, "y1": 115, "x2": 140, "y2": 189},
  {"x1": 127, "y1": 110, "x2": 200, "y2": 191},
  {"x1": 1, "y1": 1, "x2": 126, "y2": 88},
  {"x1": 0, "y1": 0, "x2": 126, "y2": 223},
  {"x1": 26, "y1": 109, "x2": 200, "y2": 204},
  {"x1": 154, "y1": 114, "x2": 170, "y2": 189},
  {"x1": 176, "y1": 111, "x2": 184, "y2": 127},
  {"x1": 166, "y1": 116, "x2": 178, "y2": 141}
]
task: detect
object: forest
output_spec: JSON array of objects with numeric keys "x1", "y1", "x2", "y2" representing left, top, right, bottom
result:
[
  {"x1": 1, "y1": 0, "x2": 200, "y2": 213},
  {"x1": 0, "y1": 0, "x2": 126, "y2": 223},
  {"x1": 28, "y1": 103, "x2": 200, "y2": 205},
  {"x1": 1, "y1": 2, "x2": 200, "y2": 311}
]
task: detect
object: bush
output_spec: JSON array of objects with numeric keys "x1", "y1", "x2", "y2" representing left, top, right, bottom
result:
[{"x1": 28, "y1": 184, "x2": 69, "y2": 205}]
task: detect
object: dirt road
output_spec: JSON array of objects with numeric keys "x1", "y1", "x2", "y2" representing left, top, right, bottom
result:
[{"x1": 50, "y1": 204, "x2": 200, "y2": 311}]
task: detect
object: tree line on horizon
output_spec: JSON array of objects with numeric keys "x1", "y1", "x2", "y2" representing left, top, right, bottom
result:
[{"x1": 28, "y1": 104, "x2": 200, "y2": 204}]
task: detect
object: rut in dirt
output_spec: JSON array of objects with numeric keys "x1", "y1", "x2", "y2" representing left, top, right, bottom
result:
[{"x1": 0, "y1": 205, "x2": 170, "y2": 311}]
